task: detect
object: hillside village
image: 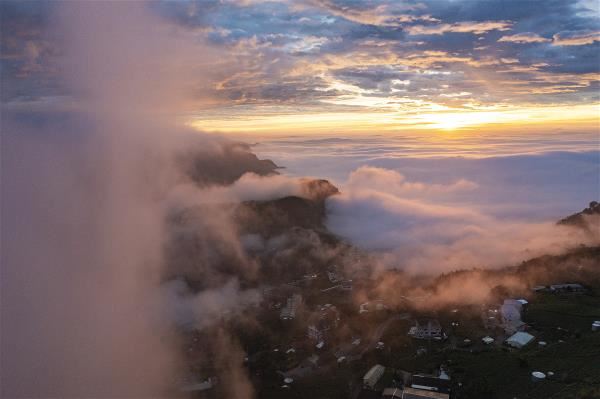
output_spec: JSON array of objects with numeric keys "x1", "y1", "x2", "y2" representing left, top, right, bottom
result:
[
  {"x1": 169, "y1": 189, "x2": 600, "y2": 399},
  {"x1": 177, "y1": 235, "x2": 600, "y2": 398},
  {"x1": 4, "y1": 1, "x2": 600, "y2": 398}
]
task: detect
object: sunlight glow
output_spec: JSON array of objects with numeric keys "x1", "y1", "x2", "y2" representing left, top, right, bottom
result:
[
  {"x1": 417, "y1": 111, "x2": 505, "y2": 130},
  {"x1": 189, "y1": 103, "x2": 600, "y2": 135}
]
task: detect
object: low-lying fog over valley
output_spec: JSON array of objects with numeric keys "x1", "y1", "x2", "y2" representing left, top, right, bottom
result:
[{"x1": 2, "y1": 2, "x2": 599, "y2": 399}]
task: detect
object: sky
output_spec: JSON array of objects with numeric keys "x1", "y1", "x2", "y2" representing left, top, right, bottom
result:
[
  {"x1": 2, "y1": 0, "x2": 600, "y2": 135},
  {"x1": 0, "y1": 3, "x2": 598, "y2": 397},
  {"x1": 1, "y1": 0, "x2": 598, "y2": 231},
  {"x1": 1, "y1": 0, "x2": 598, "y2": 233}
]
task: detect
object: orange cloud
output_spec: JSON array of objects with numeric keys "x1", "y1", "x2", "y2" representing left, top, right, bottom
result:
[
  {"x1": 406, "y1": 20, "x2": 512, "y2": 35},
  {"x1": 553, "y1": 30, "x2": 600, "y2": 46},
  {"x1": 498, "y1": 32, "x2": 551, "y2": 43}
]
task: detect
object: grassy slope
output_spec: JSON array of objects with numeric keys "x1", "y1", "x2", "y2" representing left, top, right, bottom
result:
[{"x1": 450, "y1": 292, "x2": 600, "y2": 399}]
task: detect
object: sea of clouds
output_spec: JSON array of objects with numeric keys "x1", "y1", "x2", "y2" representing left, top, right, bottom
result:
[
  {"x1": 248, "y1": 134, "x2": 599, "y2": 273},
  {"x1": 2, "y1": 2, "x2": 598, "y2": 398}
]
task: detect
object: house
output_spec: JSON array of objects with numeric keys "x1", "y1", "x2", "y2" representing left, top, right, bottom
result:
[
  {"x1": 409, "y1": 320, "x2": 443, "y2": 339},
  {"x1": 506, "y1": 331, "x2": 535, "y2": 348},
  {"x1": 280, "y1": 294, "x2": 302, "y2": 320},
  {"x1": 307, "y1": 304, "x2": 339, "y2": 341},
  {"x1": 401, "y1": 387, "x2": 450, "y2": 399},
  {"x1": 363, "y1": 364, "x2": 385, "y2": 389},
  {"x1": 411, "y1": 374, "x2": 451, "y2": 394},
  {"x1": 550, "y1": 283, "x2": 585, "y2": 293}
]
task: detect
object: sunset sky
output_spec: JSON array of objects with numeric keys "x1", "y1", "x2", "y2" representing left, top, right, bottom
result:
[
  {"x1": 2, "y1": 0, "x2": 599, "y2": 135},
  {"x1": 2, "y1": 4, "x2": 599, "y2": 397}
]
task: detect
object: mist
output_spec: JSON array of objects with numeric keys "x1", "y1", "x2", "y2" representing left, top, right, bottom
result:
[
  {"x1": 326, "y1": 166, "x2": 599, "y2": 274},
  {"x1": 1, "y1": 2, "x2": 598, "y2": 398},
  {"x1": 1, "y1": 2, "x2": 254, "y2": 398}
]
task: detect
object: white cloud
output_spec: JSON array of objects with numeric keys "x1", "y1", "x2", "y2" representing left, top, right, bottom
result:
[
  {"x1": 552, "y1": 30, "x2": 600, "y2": 46},
  {"x1": 307, "y1": 0, "x2": 437, "y2": 26},
  {"x1": 167, "y1": 173, "x2": 304, "y2": 209},
  {"x1": 326, "y1": 166, "x2": 598, "y2": 274},
  {"x1": 345, "y1": 166, "x2": 478, "y2": 197},
  {"x1": 498, "y1": 32, "x2": 551, "y2": 43},
  {"x1": 407, "y1": 20, "x2": 512, "y2": 35}
]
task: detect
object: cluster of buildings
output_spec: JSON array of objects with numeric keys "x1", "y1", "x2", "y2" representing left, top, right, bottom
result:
[
  {"x1": 485, "y1": 284, "x2": 589, "y2": 349},
  {"x1": 480, "y1": 297, "x2": 538, "y2": 348},
  {"x1": 267, "y1": 262, "x2": 591, "y2": 397},
  {"x1": 532, "y1": 283, "x2": 585, "y2": 294},
  {"x1": 361, "y1": 365, "x2": 451, "y2": 399},
  {"x1": 408, "y1": 319, "x2": 444, "y2": 340},
  {"x1": 482, "y1": 298, "x2": 529, "y2": 334},
  {"x1": 307, "y1": 303, "x2": 340, "y2": 343},
  {"x1": 549, "y1": 283, "x2": 586, "y2": 293}
]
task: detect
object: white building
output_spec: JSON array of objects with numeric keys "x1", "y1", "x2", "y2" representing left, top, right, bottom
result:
[
  {"x1": 363, "y1": 364, "x2": 385, "y2": 389},
  {"x1": 506, "y1": 331, "x2": 535, "y2": 348}
]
